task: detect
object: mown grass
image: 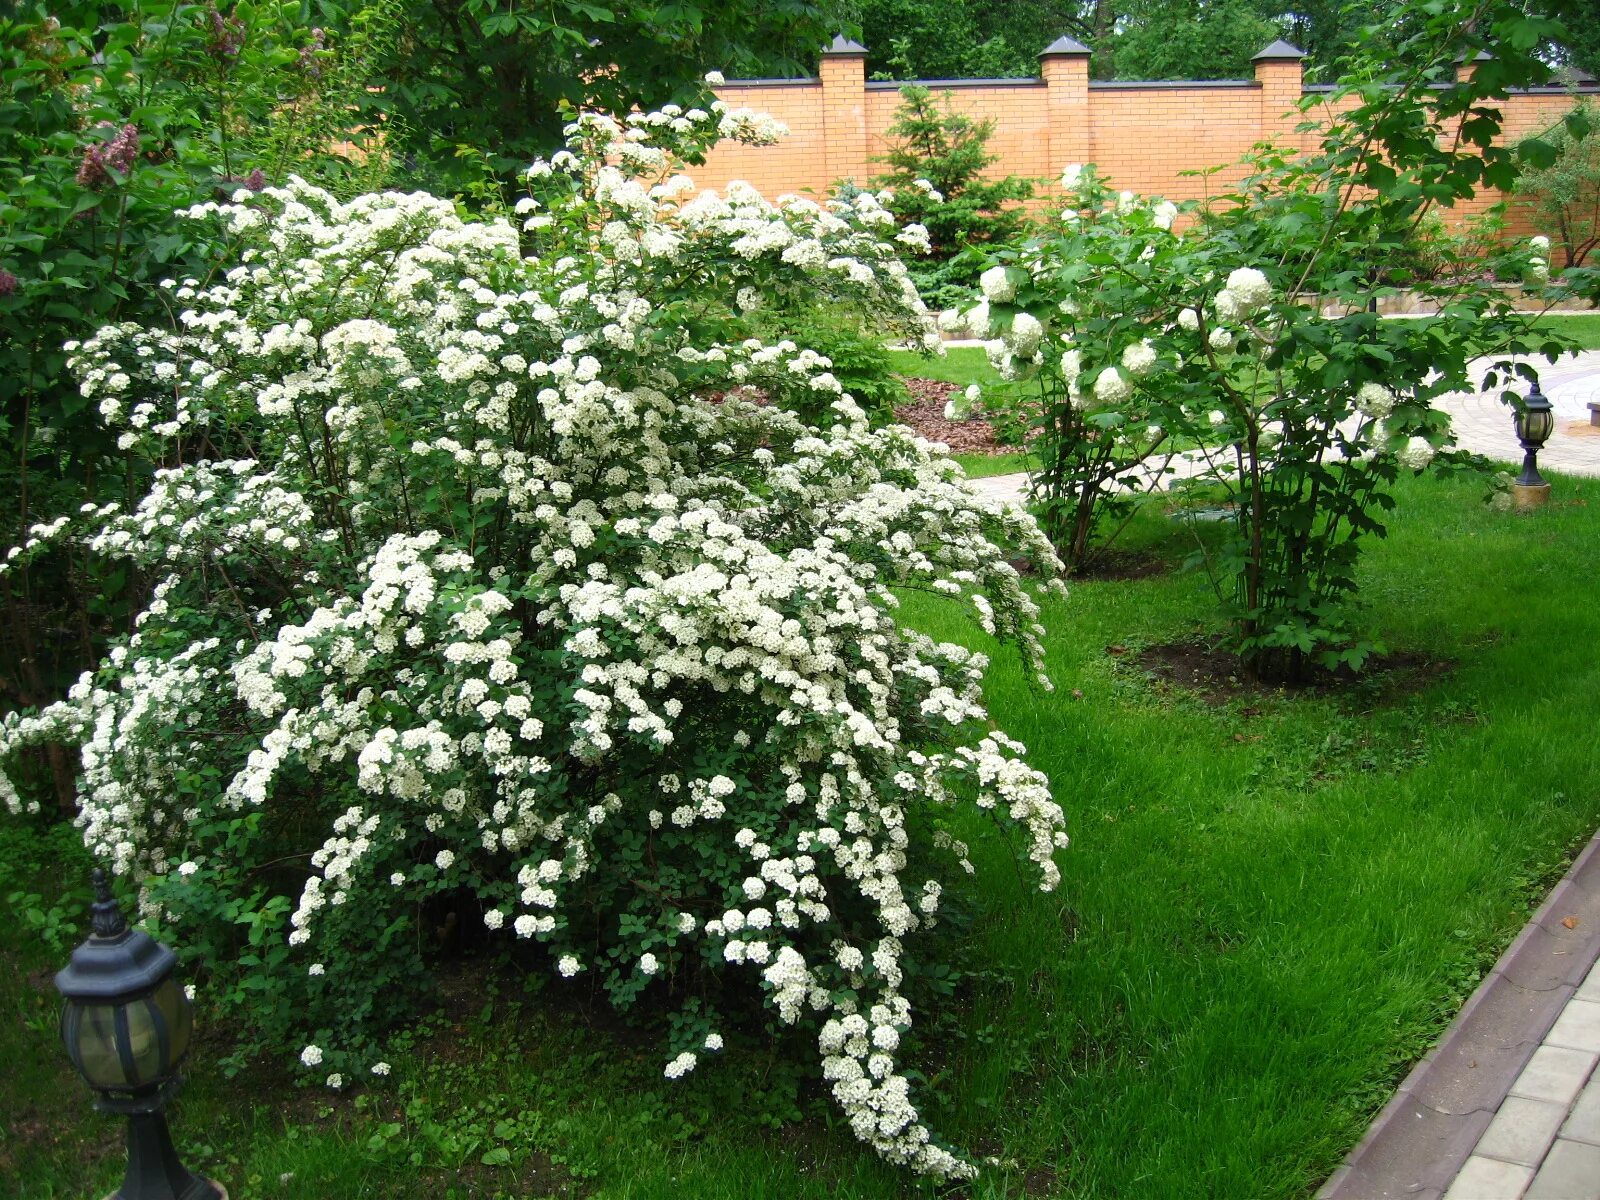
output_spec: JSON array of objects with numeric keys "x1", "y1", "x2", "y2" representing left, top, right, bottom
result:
[
  {"x1": 1537, "y1": 312, "x2": 1600, "y2": 348},
  {"x1": 7, "y1": 469, "x2": 1600, "y2": 1198},
  {"x1": 950, "y1": 451, "x2": 1033, "y2": 479}
]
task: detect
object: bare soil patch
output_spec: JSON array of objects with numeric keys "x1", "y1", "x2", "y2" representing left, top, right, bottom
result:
[
  {"x1": 1069, "y1": 549, "x2": 1170, "y2": 582},
  {"x1": 1127, "y1": 637, "x2": 1450, "y2": 705}
]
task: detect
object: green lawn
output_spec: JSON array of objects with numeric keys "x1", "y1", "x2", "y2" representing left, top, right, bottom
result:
[
  {"x1": 1537, "y1": 312, "x2": 1600, "y2": 349},
  {"x1": 7, "y1": 470, "x2": 1600, "y2": 1198},
  {"x1": 951, "y1": 451, "x2": 1033, "y2": 478}
]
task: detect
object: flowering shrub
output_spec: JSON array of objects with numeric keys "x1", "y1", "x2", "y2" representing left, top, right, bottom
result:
[
  {"x1": 942, "y1": 167, "x2": 1193, "y2": 567},
  {"x1": 961, "y1": 3, "x2": 1579, "y2": 678},
  {"x1": 0, "y1": 98, "x2": 1066, "y2": 1178}
]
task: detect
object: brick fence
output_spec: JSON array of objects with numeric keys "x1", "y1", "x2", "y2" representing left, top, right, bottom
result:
[{"x1": 687, "y1": 36, "x2": 1597, "y2": 234}]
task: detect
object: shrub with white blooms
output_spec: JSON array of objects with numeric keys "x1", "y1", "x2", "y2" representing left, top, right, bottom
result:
[
  {"x1": 0, "y1": 99, "x2": 1066, "y2": 1179},
  {"x1": 962, "y1": 0, "x2": 1588, "y2": 681}
]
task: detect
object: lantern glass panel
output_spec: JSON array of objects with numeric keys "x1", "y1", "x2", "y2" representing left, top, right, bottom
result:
[
  {"x1": 65, "y1": 999, "x2": 127, "y2": 1090},
  {"x1": 1527, "y1": 409, "x2": 1556, "y2": 445},
  {"x1": 62, "y1": 977, "x2": 191, "y2": 1092},
  {"x1": 152, "y1": 975, "x2": 193, "y2": 1067}
]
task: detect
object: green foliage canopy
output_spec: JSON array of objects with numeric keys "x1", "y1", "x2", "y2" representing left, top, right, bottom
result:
[{"x1": 319, "y1": 0, "x2": 846, "y2": 192}]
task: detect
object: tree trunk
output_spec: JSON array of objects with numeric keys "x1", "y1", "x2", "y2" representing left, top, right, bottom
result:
[{"x1": 1092, "y1": 0, "x2": 1116, "y2": 80}]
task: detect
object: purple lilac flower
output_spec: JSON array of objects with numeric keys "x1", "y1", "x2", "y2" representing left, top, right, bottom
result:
[
  {"x1": 205, "y1": 4, "x2": 246, "y2": 61},
  {"x1": 75, "y1": 123, "x2": 139, "y2": 190},
  {"x1": 0, "y1": 269, "x2": 17, "y2": 297}
]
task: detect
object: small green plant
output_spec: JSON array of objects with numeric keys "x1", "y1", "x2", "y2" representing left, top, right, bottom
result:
[
  {"x1": 1516, "y1": 100, "x2": 1600, "y2": 268},
  {"x1": 872, "y1": 86, "x2": 1034, "y2": 308},
  {"x1": 764, "y1": 307, "x2": 909, "y2": 425}
]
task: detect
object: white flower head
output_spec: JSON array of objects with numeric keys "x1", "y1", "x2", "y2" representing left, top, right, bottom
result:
[
  {"x1": 1121, "y1": 340, "x2": 1157, "y2": 377},
  {"x1": 1093, "y1": 366, "x2": 1132, "y2": 403},
  {"x1": 1355, "y1": 382, "x2": 1395, "y2": 420},
  {"x1": 978, "y1": 266, "x2": 1016, "y2": 304},
  {"x1": 1003, "y1": 311, "x2": 1044, "y2": 357},
  {"x1": 965, "y1": 300, "x2": 992, "y2": 338},
  {"x1": 1399, "y1": 435, "x2": 1437, "y2": 471},
  {"x1": 1221, "y1": 267, "x2": 1273, "y2": 315}
]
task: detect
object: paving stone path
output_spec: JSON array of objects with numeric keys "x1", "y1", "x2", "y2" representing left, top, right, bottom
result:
[
  {"x1": 965, "y1": 349, "x2": 1600, "y2": 508},
  {"x1": 1446, "y1": 982, "x2": 1600, "y2": 1199}
]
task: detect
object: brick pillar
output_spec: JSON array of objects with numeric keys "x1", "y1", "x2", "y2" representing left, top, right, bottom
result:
[
  {"x1": 819, "y1": 35, "x2": 869, "y2": 187},
  {"x1": 1040, "y1": 35, "x2": 1092, "y2": 188},
  {"x1": 1252, "y1": 39, "x2": 1307, "y2": 138},
  {"x1": 1458, "y1": 50, "x2": 1492, "y2": 85}
]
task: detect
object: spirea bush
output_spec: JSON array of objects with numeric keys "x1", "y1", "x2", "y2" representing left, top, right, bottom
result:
[{"x1": 0, "y1": 98, "x2": 1067, "y2": 1179}]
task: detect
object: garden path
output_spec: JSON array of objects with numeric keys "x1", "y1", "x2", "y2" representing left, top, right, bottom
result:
[{"x1": 964, "y1": 349, "x2": 1600, "y2": 508}]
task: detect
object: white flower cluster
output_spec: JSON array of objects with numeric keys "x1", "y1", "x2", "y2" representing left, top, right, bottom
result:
[
  {"x1": 0, "y1": 103, "x2": 1069, "y2": 1180},
  {"x1": 1527, "y1": 234, "x2": 1551, "y2": 286},
  {"x1": 1355, "y1": 382, "x2": 1396, "y2": 420}
]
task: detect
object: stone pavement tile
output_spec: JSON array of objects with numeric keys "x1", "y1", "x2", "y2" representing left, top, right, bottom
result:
[
  {"x1": 1525, "y1": 1138, "x2": 1600, "y2": 1199},
  {"x1": 1443, "y1": 1155, "x2": 1536, "y2": 1200},
  {"x1": 1512, "y1": 1047, "x2": 1600, "y2": 1107},
  {"x1": 1548, "y1": 1001, "x2": 1600, "y2": 1054},
  {"x1": 1560, "y1": 1079, "x2": 1600, "y2": 1147},
  {"x1": 1577, "y1": 960, "x2": 1600, "y2": 1004},
  {"x1": 1476, "y1": 1097, "x2": 1570, "y2": 1167}
]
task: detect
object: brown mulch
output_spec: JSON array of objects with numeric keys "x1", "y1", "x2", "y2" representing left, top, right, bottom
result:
[
  {"x1": 1070, "y1": 550, "x2": 1170, "y2": 581},
  {"x1": 893, "y1": 377, "x2": 1012, "y2": 455},
  {"x1": 1125, "y1": 637, "x2": 1450, "y2": 706}
]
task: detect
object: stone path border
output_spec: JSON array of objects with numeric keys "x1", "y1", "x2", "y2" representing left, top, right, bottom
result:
[{"x1": 1318, "y1": 831, "x2": 1600, "y2": 1200}]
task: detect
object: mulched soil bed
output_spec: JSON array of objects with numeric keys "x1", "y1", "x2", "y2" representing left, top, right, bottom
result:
[
  {"x1": 894, "y1": 377, "x2": 1011, "y2": 455},
  {"x1": 1069, "y1": 549, "x2": 1171, "y2": 581},
  {"x1": 1125, "y1": 637, "x2": 1450, "y2": 706}
]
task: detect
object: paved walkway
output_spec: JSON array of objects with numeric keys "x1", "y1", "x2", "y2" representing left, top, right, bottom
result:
[{"x1": 966, "y1": 349, "x2": 1600, "y2": 507}]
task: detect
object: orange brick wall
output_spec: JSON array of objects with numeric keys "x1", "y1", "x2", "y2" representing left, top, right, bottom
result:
[{"x1": 686, "y1": 50, "x2": 1596, "y2": 238}]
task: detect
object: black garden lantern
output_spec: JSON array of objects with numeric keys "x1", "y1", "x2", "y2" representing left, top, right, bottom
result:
[
  {"x1": 55, "y1": 869, "x2": 224, "y2": 1200},
  {"x1": 1514, "y1": 378, "x2": 1556, "y2": 491}
]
